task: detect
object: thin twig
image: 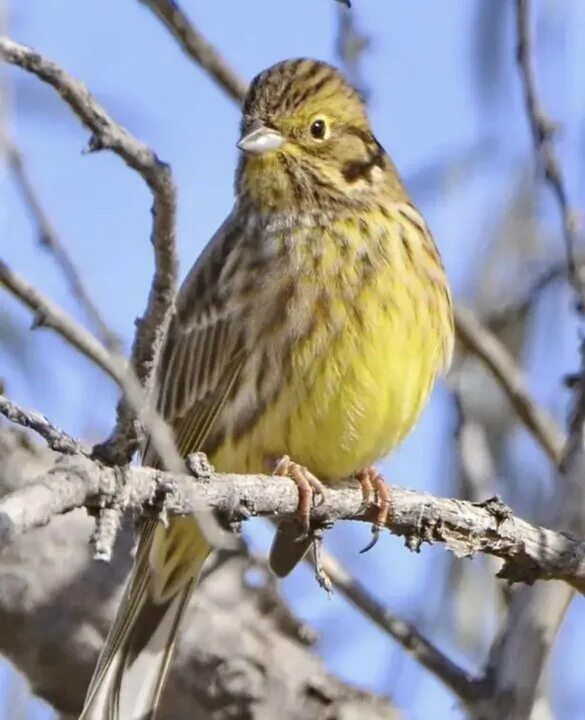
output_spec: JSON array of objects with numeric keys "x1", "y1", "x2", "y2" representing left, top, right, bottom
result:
[
  {"x1": 486, "y1": 256, "x2": 582, "y2": 327},
  {"x1": 0, "y1": 259, "x2": 189, "y2": 475},
  {"x1": 515, "y1": 0, "x2": 584, "y2": 307},
  {"x1": 138, "y1": 0, "x2": 248, "y2": 103},
  {"x1": 0, "y1": 394, "x2": 90, "y2": 456},
  {"x1": 335, "y1": 3, "x2": 371, "y2": 99},
  {"x1": 0, "y1": 37, "x2": 178, "y2": 465},
  {"x1": 245, "y1": 543, "x2": 482, "y2": 703},
  {"x1": 5, "y1": 141, "x2": 122, "y2": 352},
  {"x1": 0, "y1": 256, "x2": 225, "y2": 551},
  {"x1": 455, "y1": 304, "x2": 565, "y2": 464},
  {"x1": 316, "y1": 552, "x2": 485, "y2": 702},
  {"x1": 0, "y1": 259, "x2": 124, "y2": 384}
]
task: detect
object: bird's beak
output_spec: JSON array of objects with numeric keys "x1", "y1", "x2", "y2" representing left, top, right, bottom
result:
[{"x1": 237, "y1": 121, "x2": 284, "y2": 155}]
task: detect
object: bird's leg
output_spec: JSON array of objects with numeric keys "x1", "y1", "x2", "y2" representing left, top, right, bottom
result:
[
  {"x1": 273, "y1": 455, "x2": 325, "y2": 540},
  {"x1": 355, "y1": 467, "x2": 392, "y2": 553},
  {"x1": 311, "y1": 526, "x2": 332, "y2": 596}
]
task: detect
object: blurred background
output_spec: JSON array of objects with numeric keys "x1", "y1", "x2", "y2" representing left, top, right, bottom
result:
[{"x1": 1, "y1": 0, "x2": 584, "y2": 718}]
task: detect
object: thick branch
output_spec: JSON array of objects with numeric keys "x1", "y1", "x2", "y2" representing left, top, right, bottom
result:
[
  {"x1": 0, "y1": 433, "x2": 396, "y2": 720},
  {"x1": 0, "y1": 37, "x2": 178, "y2": 464},
  {"x1": 1, "y1": 454, "x2": 584, "y2": 595}
]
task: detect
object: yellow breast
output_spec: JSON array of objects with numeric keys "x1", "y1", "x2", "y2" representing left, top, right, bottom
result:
[{"x1": 211, "y1": 203, "x2": 453, "y2": 481}]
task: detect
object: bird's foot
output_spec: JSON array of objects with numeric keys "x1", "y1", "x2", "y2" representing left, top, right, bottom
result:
[
  {"x1": 273, "y1": 455, "x2": 325, "y2": 541},
  {"x1": 355, "y1": 467, "x2": 392, "y2": 554},
  {"x1": 185, "y1": 451, "x2": 214, "y2": 479}
]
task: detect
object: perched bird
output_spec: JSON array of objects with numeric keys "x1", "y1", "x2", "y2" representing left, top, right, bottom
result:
[{"x1": 80, "y1": 57, "x2": 453, "y2": 719}]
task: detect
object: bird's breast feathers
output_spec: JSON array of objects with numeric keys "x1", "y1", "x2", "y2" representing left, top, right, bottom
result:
[{"x1": 210, "y1": 204, "x2": 452, "y2": 480}]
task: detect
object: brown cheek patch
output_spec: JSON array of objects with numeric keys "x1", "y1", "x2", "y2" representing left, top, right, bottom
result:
[{"x1": 341, "y1": 146, "x2": 386, "y2": 184}]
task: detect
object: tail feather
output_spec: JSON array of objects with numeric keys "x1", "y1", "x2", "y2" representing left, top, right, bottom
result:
[
  {"x1": 268, "y1": 520, "x2": 313, "y2": 577},
  {"x1": 80, "y1": 519, "x2": 209, "y2": 720}
]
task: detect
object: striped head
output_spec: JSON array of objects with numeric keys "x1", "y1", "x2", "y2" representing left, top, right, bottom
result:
[{"x1": 236, "y1": 58, "x2": 407, "y2": 212}]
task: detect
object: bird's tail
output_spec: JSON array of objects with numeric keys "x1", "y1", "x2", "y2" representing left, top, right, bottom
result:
[
  {"x1": 80, "y1": 517, "x2": 210, "y2": 720},
  {"x1": 269, "y1": 519, "x2": 313, "y2": 577}
]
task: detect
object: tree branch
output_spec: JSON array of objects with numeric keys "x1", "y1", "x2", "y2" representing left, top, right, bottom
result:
[
  {"x1": 455, "y1": 304, "x2": 564, "y2": 464},
  {"x1": 515, "y1": 0, "x2": 584, "y2": 307},
  {"x1": 139, "y1": 0, "x2": 248, "y2": 103},
  {"x1": 4, "y1": 139, "x2": 122, "y2": 352},
  {"x1": 0, "y1": 36, "x2": 178, "y2": 465},
  {"x1": 0, "y1": 431, "x2": 398, "y2": 720},
  {"x1": 0, "y1": 259, "x2": 124, "y2": 384},
  {"x1": 1, "y1": 445, "x2": 584, "y2": 595},
  {"x1": 314, "y1": 552, "x2": 485, "y2": 703},
  {"x1": 0, "y1": 395, "x2": 89, "y2": 456}
]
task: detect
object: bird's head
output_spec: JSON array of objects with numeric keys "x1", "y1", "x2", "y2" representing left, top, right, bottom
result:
[{"x1": 236, "y1": 58, "x2": 403, "y2": 212}]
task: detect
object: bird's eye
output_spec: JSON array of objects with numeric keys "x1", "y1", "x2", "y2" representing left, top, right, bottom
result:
[{"x1": 309, "y1": 118, "x2": 327, "y2": 140}]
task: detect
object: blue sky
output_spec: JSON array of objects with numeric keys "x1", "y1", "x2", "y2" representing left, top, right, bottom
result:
[{"x1": 2, "y1": 1, "x2": 585, "y2": 718}]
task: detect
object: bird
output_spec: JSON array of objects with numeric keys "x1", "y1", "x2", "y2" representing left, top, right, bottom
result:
[{"x1": 80, "y1": 57, "x2": 454, "y2": 720}]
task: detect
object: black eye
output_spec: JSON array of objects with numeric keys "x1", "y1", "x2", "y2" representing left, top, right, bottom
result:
[{"x1": 310, "y1": 118, "x2": 327, "y2": 140}]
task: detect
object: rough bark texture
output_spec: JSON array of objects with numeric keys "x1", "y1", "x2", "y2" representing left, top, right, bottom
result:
[{"x1": 0, "y1": 428, "x2": 398, "y2": 719}]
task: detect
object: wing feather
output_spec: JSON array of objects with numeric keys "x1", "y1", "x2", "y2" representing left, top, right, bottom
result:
[
  {"x1": 82, "y1": 213, "x2": 250, "y2": 720},
  {"x1": 144, "y1": 210, "x2": 246, "y2": 466}
]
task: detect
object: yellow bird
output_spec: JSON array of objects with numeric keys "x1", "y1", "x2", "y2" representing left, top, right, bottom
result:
[{"x1": 81, "y1": 58, "x2": 454, "y2": 719}]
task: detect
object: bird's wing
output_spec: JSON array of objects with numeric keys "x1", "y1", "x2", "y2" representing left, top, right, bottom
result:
[
  {"x1": 81, "y1": 211, "x2": 249, "y2": 720},
  {"x1": 145, "y1": 209, "x2": 247, "y2": 463}
]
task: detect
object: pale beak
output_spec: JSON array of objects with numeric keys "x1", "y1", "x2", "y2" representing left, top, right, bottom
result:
[{"x1": 237, "y1": 121, "x2": 284, "y2": 155}]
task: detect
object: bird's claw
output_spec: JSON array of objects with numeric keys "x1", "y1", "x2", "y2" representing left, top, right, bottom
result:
[
  {"x1": 355, "y1": 467, "x2": 392, "y2": 553},
  {"x1": 273, "y1": 455, "x2": 325, "y2": 541}
]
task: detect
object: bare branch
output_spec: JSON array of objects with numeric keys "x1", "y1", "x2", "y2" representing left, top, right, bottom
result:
[
  {"x1": 0, "y1": 37, "x2": 178, "y2": 464},
  {"x1": 471, "y1": 583, "x2": 573, "y2": 720},
  {"x1": 4, "y1": 140, "x2": 121, "y2": 352},
  {"x1": 139, "y1": 0, "x2": 248, "y2": 103},
  {"x1": 455, "y1": 304, "x2": 565, "y2": 464},
  {"x1": 515, "y1": 0, "x2": 584, "y2": 306},
  {"x1": 1, "y1": 447, "x2": 584, "y2": 595},
  {"x1": 0, "y1": 259, "x2": 184, "y2": 466},
  {"x1": 0, "y1": 259, "x2": 124, "y2": 384},
  {"x1": 471, "y1": 8, "x2": 585, "y2": 717},
  {"x1": 0, "y1": 258, "x2": 226, "y2": 555},
  {"x1": 0, "y1": 395, "x2": 89, "y2": 456},
  {"x1": 315, "y1": 552, "x2": 484, "y2": 703},
  {"x1": 0, "y1": 391, "x2": 480, "y2": 700}
]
